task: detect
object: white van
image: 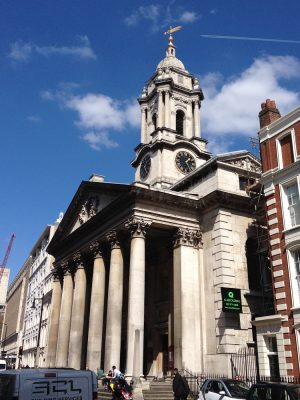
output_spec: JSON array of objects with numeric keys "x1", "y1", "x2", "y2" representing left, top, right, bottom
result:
[
  {"x1": 0, "y1": 359, "x2": 6, "y2": 370},
  {"x1": 0, "y1": 368, "x2": 98, "y2": 399}
]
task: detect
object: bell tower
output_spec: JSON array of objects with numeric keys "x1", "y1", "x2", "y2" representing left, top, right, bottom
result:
[{"x1": 132, "y1": 27, "x2": 211, "y2": 188}]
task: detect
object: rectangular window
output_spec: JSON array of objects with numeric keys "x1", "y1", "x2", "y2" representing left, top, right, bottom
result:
[
  {"x1": 280, "y1": 134, "x2": 295, "y2": 167},
  {"x1": 293, "y1": 249, "x2": 300, "y2": 289},
  {"x1": 282, "y1": 182, "x2": 300, "y2": 228}
]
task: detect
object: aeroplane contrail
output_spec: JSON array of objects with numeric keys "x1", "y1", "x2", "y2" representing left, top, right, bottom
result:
[{"x1": 200, "y1": 34, "x2": 300, "y2": 44}]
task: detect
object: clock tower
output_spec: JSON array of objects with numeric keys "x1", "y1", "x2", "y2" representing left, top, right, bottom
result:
[{"x1": 132, "y1": 28, "x2": 211, "y2": 188}]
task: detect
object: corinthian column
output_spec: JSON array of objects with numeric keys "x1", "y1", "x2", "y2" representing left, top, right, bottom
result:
[
  {"x1": 173, "y1": 228, "x2": 202, "y2": 371},
  {"x1": 141, "y1": 107, "x2": 147, "y2": 143},
  {"x1": 165, "y1": 90, "x2": 170, "y2": 128},
  {"x1": 46, "y1": 269, "x2": 62, "y2": 367},
  {"x1": 86, "y1": 242, "x2": 105, "y2": 372},
  {"x1": 157, "y1": 91, "x2": 163, "y2": 128},
  {"x1": 125, "y1": 217, "x2": 150, "y2": 378},
  {"x1": 104, "y1": 231, "x2": 124, "y2": 371},
  {"x1": 194, "y1": 100, "x2": 201, "y2": 137},
  {"x1": 68, "y1": 253, "x2": 87, "y2": 369},
  {"x1": 56, "y1": 263, "x2": 74, "y2": 367}
]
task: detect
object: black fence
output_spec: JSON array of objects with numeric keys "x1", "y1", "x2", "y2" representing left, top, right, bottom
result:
[{"x1": 182, "y1": 371, "x2": 300, "y2": 398}]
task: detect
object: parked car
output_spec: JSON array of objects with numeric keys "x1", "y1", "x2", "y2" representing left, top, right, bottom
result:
[
  {"x1": 0, "y1": 368, "x2": 98, "y2": 400},
  {"x1": 199, "y1": 378, "x2": 250, "y2": 399},
  {"x1": 0, "y1": 360, "x2": 6, "y2": 370},
  {"x1": 246, "y1": 382, "x2": 300, "y2": 400}
]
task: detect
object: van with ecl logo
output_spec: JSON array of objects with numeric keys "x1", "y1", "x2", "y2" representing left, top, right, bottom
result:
[{"x1": 0, "y1": 368, "x2": 98, "y2": 400}]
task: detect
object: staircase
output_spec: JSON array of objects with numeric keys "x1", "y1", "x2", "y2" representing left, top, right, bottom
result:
[
  {"x1": 98, "y1": 382, "x2": 112, "y2": 400},
  {"x1": 143, "y1": 380, "x2": 174, "y2": 400}
]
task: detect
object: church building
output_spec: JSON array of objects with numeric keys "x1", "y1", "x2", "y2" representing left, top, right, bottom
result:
[{"x1": 46, "y1": 31, "x2": 264, "y2": 378}]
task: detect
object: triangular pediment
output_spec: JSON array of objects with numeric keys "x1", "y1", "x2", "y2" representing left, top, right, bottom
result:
[
  {"x1": 48, "y1": 181, "x2": 131, "y2": 250},
  {"x1": 217, "y1": 151, "x2": 261, "y2": 174}
]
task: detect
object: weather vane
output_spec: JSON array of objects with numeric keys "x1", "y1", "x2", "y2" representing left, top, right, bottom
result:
[{"x1": 164, "y1": 25, "x2": 183, "y2": 39}]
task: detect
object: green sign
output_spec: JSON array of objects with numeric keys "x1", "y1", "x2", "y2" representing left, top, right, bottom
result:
[{"x1": 221, "y1": 287, "x2": 242, "y2": 313}]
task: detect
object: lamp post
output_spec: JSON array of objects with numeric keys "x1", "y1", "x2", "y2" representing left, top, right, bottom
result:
[{"x1": 31, "y1": 294, "x2": 44, "y2": 368}]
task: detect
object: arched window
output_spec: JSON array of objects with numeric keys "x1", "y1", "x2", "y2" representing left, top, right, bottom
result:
[
  {"x1": 176, "y1": 110, "x2": 185, "y2": 135},
  {"x1": 152, "y1": 113, "x2": 157, "y2": 130}
]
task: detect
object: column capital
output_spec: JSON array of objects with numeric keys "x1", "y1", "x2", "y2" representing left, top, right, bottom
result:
[
  {"x1": 73, "y1": 252, "x2": 84, "y2": 269},
  {"x1": 106, "y1": 230, "x2": 120, "y2": 249},
  {"x1": 52, "y1": 268, "x2": 63, "y2": 282},
  {"x1": 125, "y1": 217, "x2": 150, "y2": 238},
  {"x1": 89, "y1": 241, "x2": 102, "y2": 258},
  {"x1": 173, "y1": 227, "x2": 202, "y2": 248},
  {"x1": 61, "y1": 261, "x2": 73, "y2": 276}
]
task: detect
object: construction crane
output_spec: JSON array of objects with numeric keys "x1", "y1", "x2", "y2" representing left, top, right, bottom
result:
[{"x1": 0, "y1": 233, "x2": 16, "y2": 285}]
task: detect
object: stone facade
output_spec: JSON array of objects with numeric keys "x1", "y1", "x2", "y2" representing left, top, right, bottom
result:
[
  {"x1": 2, "y1": 257, "x2": 31, "y2": 368},
  {"x1": 45, "y1": 35, "x2": 265, "y2": 378}
]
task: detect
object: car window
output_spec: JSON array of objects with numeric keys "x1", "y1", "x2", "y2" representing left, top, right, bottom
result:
[
  {"x1": 226, "y1": 380, "x2": 250, "y2": 397},
  {"x1": 208, "y1": 380, "x2": 221, "y2": 393},
  {"x1": 250, "y1": 386, "x2": 267, "y2": 400}
]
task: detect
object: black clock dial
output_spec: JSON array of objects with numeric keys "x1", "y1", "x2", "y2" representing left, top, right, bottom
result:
[
  {"x1": 175, "y1": 151, "x2": 196, "y2": 174},
  {"x1": 140, "y1": 154, "x2": 151, "y2": 179}
]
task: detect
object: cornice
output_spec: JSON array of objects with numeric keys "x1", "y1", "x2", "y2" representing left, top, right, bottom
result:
[{"x1": 132, "y1": 136, "x2": 211, "y2": 167}]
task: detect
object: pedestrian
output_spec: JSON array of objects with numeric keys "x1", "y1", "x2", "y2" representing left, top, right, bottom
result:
[
  {"x1": 112, "y1": 365, "x2": 123, "y2": 379},
  {"x1": 173, "y1": 368, "x2": 190, "y2": 400}
]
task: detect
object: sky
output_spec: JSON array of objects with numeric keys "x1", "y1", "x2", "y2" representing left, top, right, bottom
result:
[{"x1": 1, "y1": 0, "x2": 300, "y2": 283}]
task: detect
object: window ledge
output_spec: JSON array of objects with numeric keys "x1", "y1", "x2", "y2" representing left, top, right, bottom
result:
[{"x1": 283, "y1": 225, "x2": 300, "y2": 234}]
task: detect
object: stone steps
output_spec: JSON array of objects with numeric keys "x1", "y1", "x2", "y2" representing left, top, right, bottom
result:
[{"x1": 143, "y1": 381, "x2": 174, "y2": 400}]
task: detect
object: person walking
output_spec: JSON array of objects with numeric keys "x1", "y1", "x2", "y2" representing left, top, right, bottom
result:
[{"x1": 173, "y1": 368, "x2": 190, "y2": 400}]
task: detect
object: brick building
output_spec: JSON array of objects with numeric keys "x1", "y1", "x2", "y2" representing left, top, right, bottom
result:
[{"x1": 254, "y1": 99, "x2": 300, "y2": 378}]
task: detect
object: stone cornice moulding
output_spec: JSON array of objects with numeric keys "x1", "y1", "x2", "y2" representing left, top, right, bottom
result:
[{"x1": 251, "y1": 314, "x2": 287, "y2": 327}]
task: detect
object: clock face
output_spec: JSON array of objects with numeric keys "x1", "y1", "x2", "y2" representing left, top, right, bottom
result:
[
  {"x1": 140, "y1": 154, "x2": 151, "y2": 179},
  {"x1": 175, "y1": 151, "x2": 196, "y2": 174}
]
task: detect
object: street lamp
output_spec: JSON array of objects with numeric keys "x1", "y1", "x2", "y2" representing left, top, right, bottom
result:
[{"x1": 31, "y1": 294, "x2": 44, "y2": 368}]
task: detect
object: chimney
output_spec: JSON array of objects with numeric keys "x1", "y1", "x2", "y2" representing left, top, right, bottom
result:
[{"x1": 258, "y1": 99, "x2": 281, "y2": 128}]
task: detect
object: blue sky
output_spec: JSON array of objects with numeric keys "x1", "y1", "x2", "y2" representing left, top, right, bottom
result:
[{"x1": 2, "y1": 0, "x2": 300, "y2": 282}]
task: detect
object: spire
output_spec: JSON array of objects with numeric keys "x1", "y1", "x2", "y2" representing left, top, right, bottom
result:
[{"x1": 164, "y1": 25, "x2": 182, "y2": 58}]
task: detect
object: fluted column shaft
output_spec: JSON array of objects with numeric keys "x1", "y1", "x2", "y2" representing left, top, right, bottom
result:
[
  {"x1": 87, "y1": 243, "x2": 106, "y2": 372},
  {"x1": 104, "y1": 231, "x2": 124, "y2": 371},
  {"x1": 125, "y1": 218, "x2": 150, "y2": 377},
  {"x1": 46, "y1": 273, "x2": 62, "y2": 367},
  {"x1": 68, "y1": 255, "x2": 87, "y2": 369},
  {"x1": 56, "y1": 269, "x2": 73, "y2": 367}
]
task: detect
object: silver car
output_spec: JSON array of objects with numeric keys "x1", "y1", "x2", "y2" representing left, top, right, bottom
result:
[{"x1": 199, "y1": 378, "x2": 250, "y2": 400}]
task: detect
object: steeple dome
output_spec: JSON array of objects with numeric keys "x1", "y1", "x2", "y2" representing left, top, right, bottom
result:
[{"x1": 157, "y1": 30, "x2": 186, "y2": 71}]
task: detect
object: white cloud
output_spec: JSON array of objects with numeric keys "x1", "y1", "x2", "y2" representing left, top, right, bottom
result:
[
  {"x1": 9, "y1": 41, "x2": 32, "y2": 61},
  {"x1": 201, "y1": 55, "x2": 300, "y2": 148},
  {"x1": 178, "y1": 11, "x2": 198, "y2": 24},
  {"x1": 125, "y1": 4, "x2": 198, "y2": 32},
  {"x1": 27, "y1": 115, "x2": 41, "y2": 123},
  {"x1": 81, "y1": 131, "x2": 119, "y2": 150},
  {"x1": 9, "y1": 36, "x2": 96, "y2": 62},
  {"x1": 42, "y1": 89, "x2": 140, "y2": 150}
]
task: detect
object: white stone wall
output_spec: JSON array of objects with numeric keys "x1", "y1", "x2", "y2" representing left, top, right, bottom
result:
[{"x1": 201, "y1": 208, "x2": 253, "y2": 374}]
